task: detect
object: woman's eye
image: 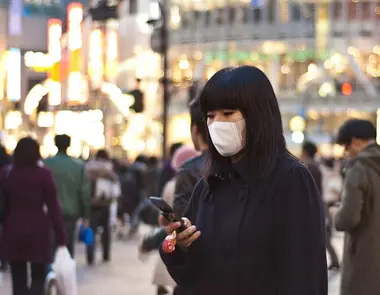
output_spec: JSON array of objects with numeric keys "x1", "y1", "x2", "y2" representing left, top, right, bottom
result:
[
  {"x1": 207, "y1": 114, "x2": 215, "y2": 119},
  {"x1": 223, "y1": 111, "x2": 234, "y2": 116}
]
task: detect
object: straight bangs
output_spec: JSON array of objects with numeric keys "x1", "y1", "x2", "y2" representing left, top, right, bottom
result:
[
  {"x1": 200, "y1": 68, "x2": 242, "y2": 114},
  {"x1": 200, "y1": 65, "x2": 286, "y2": 179}
]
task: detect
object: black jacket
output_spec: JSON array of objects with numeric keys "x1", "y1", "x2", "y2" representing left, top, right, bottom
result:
[
  {"x1": 161, "y1": 153, "x2": 327, "y2": 295},
  {"x1": 173, "y1": 153, "x2": 206, "y2": 216}
]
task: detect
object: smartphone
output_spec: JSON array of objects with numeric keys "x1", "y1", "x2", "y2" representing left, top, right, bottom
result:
[{"x1": 149, "y1": 196, "x2": 186, "y2": 232}]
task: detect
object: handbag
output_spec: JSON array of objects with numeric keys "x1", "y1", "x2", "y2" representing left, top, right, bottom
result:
[{"x1": 0, "y1": 165, "x2": 12, "y2": 223}]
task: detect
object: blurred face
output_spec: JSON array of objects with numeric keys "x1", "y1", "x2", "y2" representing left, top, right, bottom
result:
[
  {"x1": 206, "y1": 109, "x2": 247, "y2": 158},
  {"x1": 344, "y1": 138, "x2": 367, "y2": 158}
]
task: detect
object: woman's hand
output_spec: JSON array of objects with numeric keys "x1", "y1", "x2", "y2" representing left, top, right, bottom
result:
[{"x1": 159, "y1": 215, "x2": 201, "y2": 248}]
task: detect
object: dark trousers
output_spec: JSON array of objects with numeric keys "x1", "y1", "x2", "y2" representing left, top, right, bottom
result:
[
  {"x1": 10, "y1": 261, "x2": 47, "y2": 295},
  {"x1": 87, "y1": 206, "x2": 111, "y2": 264},
  {"x1": 64, "y1": 217, "x2": 78, "y2": 258}
]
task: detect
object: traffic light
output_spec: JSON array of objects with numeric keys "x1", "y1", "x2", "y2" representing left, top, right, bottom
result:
[
  {"x1": 335, "y1": 81, "x2": 353, "y2": 96},
  {"x1": 341, "y1": 82, "x2": 353, "y2": 96}
]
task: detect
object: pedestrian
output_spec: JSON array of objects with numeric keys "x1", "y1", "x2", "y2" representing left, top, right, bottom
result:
[
  {"x1": 0, "y1": 137, "x2": 66, "y2": 295},
  {"x1": 86, "y1": 149, "x2": 120, "y2": 265},
  {"x1": 140, "y1": 98, "x2": 208, "y2": 295},
  {"x1": 152, "y1": 145, "x2": 200, "y2": 295},
  {"x1": 173, "y1": 97, "x2": 208, "y2": 217},
  {"x1": 157, "y1": 143, "x2": 183, "y2": 196},
  {"x1": 0, "y1": 144, "x2": 11, "y2": 272},
  {"x1": 126, "y1": 155, "x2": 149, "y2": 237},
  {"x1": 160, "y1": 66, "x2": 327, "y2": 295},
  {"x1": 301, "y1": 141, "x2": 340, "y2": 270},
  {"x1": 321, "y1": 157, "x2": 342, "y2": 270},
  {"x1": 44, "y1": 134, "x2": 91, "y2": 258},
  {"x1": 334, "y1": 119, "x2": 380, "y2": 295}
]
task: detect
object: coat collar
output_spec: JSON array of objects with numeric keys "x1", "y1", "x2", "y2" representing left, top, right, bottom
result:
[{"x1": 205, "y1": 157, "x2": 255, "y2": 193}]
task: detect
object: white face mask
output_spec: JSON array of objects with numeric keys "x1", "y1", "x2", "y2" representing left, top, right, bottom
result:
[{"x1": 208, "y1": 120, "x2": 246, "y2": 157}]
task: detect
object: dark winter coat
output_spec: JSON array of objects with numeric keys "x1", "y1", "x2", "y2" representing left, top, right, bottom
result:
[
  {"x1": 161, "y1": 153, "x2": 327, "y2": 295},
  {"x1": 173, "y1": 152, "x2": 206, "y2": 216}
]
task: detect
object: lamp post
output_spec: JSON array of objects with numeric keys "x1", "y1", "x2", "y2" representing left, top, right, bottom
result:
[{"x1": 148, "y1": 0, "x2": 169, "y2": 160}]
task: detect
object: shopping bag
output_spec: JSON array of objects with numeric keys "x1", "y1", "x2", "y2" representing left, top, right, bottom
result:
[
  {"x1": 52, "y1": 247, "x2": 77, "y2": 295},
  {"x1": 78, "y1": 225, "x2": 94, "y2": 246}
]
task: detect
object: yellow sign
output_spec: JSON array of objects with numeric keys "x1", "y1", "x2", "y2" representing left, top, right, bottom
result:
[{"x1": 24, "y1": 51, "x2": 53, "y2": 72}]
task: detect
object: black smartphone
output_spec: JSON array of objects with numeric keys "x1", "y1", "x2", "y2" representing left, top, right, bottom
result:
[{"x1": 149, "y1": 196, "x2": 186, "y2": 232}]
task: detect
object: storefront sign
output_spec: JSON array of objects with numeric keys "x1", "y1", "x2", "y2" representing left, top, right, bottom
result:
[
  {"x1": 48, "y1": 19, "x2": 62, "y2": 106},
  {"x1": 24, "y1": 51, "x2": 52, "y2": 71},
  {"x1": 89, "y1": 29, "x2": 103, "y2": 88},
  {"x1": 8, "y1": 0, "x2": 23, "y2": 36},
  {"x1": 6, "y1": 48, "x2": 21, "y2": 102},
  {"x1": 23, "y1": 0, "x2": 61, "y2": 18},
  {"x1": 67, "y1": 2, "x2": 85, "y2": 103}
]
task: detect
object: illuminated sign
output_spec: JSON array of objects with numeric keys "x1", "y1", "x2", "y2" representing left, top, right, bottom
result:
[
  {"x1": 24, "y1": 51, "x2": 52, "y2": 71},
  {"x1": 106, "y1": 30, "x2": 118, "y2": 81},
  {"x1": 47, "y1": 19, "x2": 62, "y2": 106},
  {"x1": 48, "y1": 19, "x2": 62, "y2": 64},
  {"x1": 89, "y1": 29, "x2": 103, "y2": 88},
  {"x1": 6, "y1": 48, "x2": 21, "y2": 102},
  {"x1": 68, "y1": 3, "x2": 83, "y2": 51},
  {"x1": 8, "y1": 0, "x2": 22, "y2": 36},
  {"x1": 67, "y1": 3, "x2": 85, "y2": 103}
]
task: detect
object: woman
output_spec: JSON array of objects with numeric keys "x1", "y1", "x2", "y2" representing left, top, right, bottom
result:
[
  {"x1": 160, "y1": 66, "x2": 327, "y2": 295},
  {"x1": 153, "y1": 145, "x2": 199, "y2": 295},
  {"x1": 0, "y1": 137, "x2": 66, "y2": 295}
]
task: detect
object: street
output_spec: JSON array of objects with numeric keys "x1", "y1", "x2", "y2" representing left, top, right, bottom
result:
[{"x1": 0, "y1": 229, "x2": 343, "y2": 295}]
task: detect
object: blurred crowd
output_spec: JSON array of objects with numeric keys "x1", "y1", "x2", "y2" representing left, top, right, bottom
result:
[{"x1": 1, "y1": 66, "x2": 380, "y2": 295}]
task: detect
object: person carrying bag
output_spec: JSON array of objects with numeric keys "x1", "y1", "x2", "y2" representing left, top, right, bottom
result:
[{"x1": 53, "y1": 247, "x2": 77, "y2": 295}]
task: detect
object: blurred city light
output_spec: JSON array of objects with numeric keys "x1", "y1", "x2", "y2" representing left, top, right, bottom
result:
[
  {"x1": 341, "y1": 82, "x2": 353, "y2": 96},
  {"x1": 291, "y1": 131, "x2": 305, "y2": 144}
]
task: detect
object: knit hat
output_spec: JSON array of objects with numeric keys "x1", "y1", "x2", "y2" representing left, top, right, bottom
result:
[{"x1": 171, "y1": 145, "x2": 200, "y2": 172}]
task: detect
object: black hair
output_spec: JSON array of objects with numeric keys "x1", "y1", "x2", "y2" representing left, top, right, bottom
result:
[
  {"x1": 336, "y1": 119, "x2": 376, "y2": 146},
  {"x1": 55, "y1": 134, "x2": 71, "y2": 151},
  {"x1": 135, "y1": 155, "x2": 148, "y2": 164},
  {"x1": 170, "y1": 143, "x2": 184, "y2": 158},
  {"x1": 199, "y1": 66, "x2": 285, "y2": 179},
  {"x1": 302, "y1": 141, "x2": 318, "y2": 159},
  {"x1": 96, "y1": 149, "x2": 110, "y2": 160},
  {"x1": 14, "y1": 137, "x2": 41, "y2": 166},
  {"x1": 189, "y1": 97, "x2": 208, "y2": 144},
  {"x1": 323, "y1": 157, "x2": 335, "y2": 169},
  {"x1": 148, "y1": 156, "x2": 159, "y2": 166}
]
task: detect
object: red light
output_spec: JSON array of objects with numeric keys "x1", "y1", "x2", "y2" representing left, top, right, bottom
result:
[{"x1": 342, "y1": 82, "x2": 352, "y2": 96}]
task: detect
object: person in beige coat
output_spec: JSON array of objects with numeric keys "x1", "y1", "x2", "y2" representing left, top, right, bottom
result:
[
  {"x1": 335, "y1": 119, "x2": 380, "y2": 295},
  {"x1": 152, "y1": 146, "x2": 199, "y2": 293}
]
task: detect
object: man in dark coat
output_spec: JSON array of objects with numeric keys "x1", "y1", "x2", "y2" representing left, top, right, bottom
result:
[{"x1": 173, "y1": 98, "x2": 208, "y2": 216}]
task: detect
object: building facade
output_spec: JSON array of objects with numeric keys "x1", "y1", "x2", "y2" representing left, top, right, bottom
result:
[{"x1": 167, "y1": 0, "x2": 380, "y2": 155}]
